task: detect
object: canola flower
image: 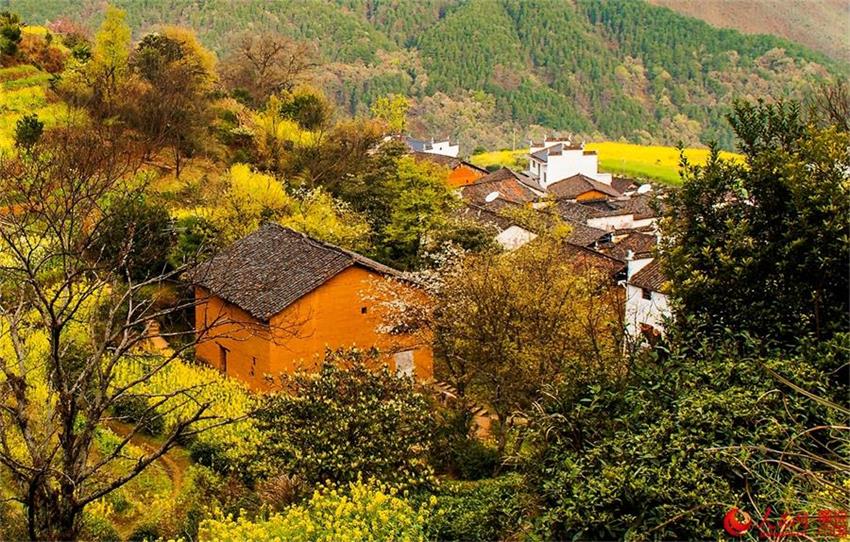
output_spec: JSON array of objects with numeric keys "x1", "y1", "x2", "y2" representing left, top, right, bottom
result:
[{"x1": 198, "y1": 479, "x2": 433, "y2": 542}]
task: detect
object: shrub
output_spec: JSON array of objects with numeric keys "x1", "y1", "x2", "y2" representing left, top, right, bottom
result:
[
  {"x1": 127, "y1": 522, "x2": 159, "y2": 542},
  {"x1": 429, "y1": 405, "x2": 499, "y2": 480},
  {"x1": 169, "y1": 215, "x2": 222, "y2": 267},
  {"x1": 92, "y1": 195, "x2": 175, "y2": 281},
  {"x1": 153, "y1": 465, "x2": 260, "y2": 540},
  {"x1": 451, "y1": 439, "x2": 500, "y2": 481},
  {"x1": 254, "y1": 350, "x2": 436, "y2": 490},
  {"x1": 257, "y1": 473, "x2": 305, "y2": 512},
  {"x1": 427, "y1": 475, "x2": 526, "y2": 542},
  {"x1": 198, "y1": 479, "x2": 431, "y2": 542}
]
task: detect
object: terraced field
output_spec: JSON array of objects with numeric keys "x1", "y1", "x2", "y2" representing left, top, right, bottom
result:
[
  {"x1": 0, "y1": 62, "x2": 70, "y2": 149},
  {"x1": 471, "y1": 143, "x2": 743, "y2": 186}
]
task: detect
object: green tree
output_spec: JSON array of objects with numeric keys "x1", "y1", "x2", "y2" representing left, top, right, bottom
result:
[
  {"x1": 254, "y1": 350, "x2": 436, "y2": 490},
  {"x1": 278, "y1": 85, "x2": 333, "y2": 131},
  {"x1": 13, "y1": 113, "x2": 43, "y2": 150},
  {"x1": 522, "y1": 331, "x2": 848, "y2": 540},
  {"x1": 128, "y1": 27, "x2": 217, "y2": 177},
  {"x1": 381, "y1": 155, "x2": 458, "y2": 267},
  {"x1": 660, "y1": 100, "x2": 850, "y2": 342},
  {"x1": 92, "y1": 195, "x2": 175, "y2": 281},
  {"x1": 371, "y1": 93, "x2": 409, "y2": 134},
  {"x1": 0, "y1": 11, "x2": 22, "y2": 57}
]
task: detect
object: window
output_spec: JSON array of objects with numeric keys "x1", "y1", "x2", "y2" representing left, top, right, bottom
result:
[
  {"x1": 641, "y1": 288, "x2": 652, "y2": 300},
  {"x1": 218, "y1": 345, "x2": 229, "y2": 374},
  {"x1": 393, "y1": 350, "x2": 415, "y2": 378},
  {"x1": 250, "y1": 357, "x2": 256, "y2": 377},
  {"x1": 543, "y1": 172, "x2": 547, "y2": 183},
  {"x1": 361, "y1": 306, "x2": 368, "y2": 314}
]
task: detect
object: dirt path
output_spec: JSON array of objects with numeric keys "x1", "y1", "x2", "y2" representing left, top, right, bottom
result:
[{"x1": 105, "y1": 419, "x2": 190, "y2": 497}]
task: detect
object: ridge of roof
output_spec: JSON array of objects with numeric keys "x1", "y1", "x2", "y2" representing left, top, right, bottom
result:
[
  {"x1": 547, "y1": 173, "x2": 622, "y2": 199},
  {"x1": 192, "y1": 223, "x2": 403, "y2": 321},
  {"x1": 628, "y1": 259, "x2": 669, "y2": 293}
]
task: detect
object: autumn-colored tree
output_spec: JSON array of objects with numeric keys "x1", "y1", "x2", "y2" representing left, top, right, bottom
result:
[
  {"x1": 220, "y1": 32, "x2": 316, "y2": 108},
  {"x1": 213, "y1": 163, "x2": 371, "y2": 251},
  {"x1": 57, "y1": 6, "x2": 131, "y2": 118},
  {"x1": 0, "y1": 127, "x2": 227, "y2": 540},
  {"x1": 378, "y1": 237, "x2": 625, "y2": 458},
  {"x1": 128, "y1": 27, "x2": 217, "y2": 177}
]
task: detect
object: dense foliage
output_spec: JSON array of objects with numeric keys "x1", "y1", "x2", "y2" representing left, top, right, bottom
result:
[
  {"x1": 11, "y1": 0, "x2": 846, "y2": 150},
  {"x1": 661, "y1": 100, "x2": 850, "y2": 342},
  {"x1": 254, "y1": 352, "x2": 436, "y2": 490}
]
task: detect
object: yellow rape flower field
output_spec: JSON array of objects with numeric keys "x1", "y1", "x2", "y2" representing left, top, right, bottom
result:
[{"x1": 471, "y1": 142, "x2": 743, "y2": 186}]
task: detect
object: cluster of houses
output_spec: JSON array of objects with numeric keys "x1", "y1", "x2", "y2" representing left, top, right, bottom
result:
[
  {"x1": 191, "y1": 135, "x2": 671, "y2": 390},
  {"x1": 412, "y1": 135, "x2": 671, "y2": 341}
]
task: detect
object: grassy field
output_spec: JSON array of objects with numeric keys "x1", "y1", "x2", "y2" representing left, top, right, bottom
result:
[
  {"x1": 0, "y1": 60, "x2": 72, "y2": 149},
  {"x1": 471, "y1": 142, "x2": 742, "y2": 185}
]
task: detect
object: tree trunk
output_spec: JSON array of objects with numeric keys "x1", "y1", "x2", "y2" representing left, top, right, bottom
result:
[
  {"x1": 28, "y1": 486, "x2": 81, "y2": 541},
  {"x1": 174, "y1": 144, "x2": 181, "y2": 179}
]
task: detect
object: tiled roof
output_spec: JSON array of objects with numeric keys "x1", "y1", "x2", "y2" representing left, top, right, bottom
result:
[
  {"x1": 461, "y1": 167, "x2": 542, "y2": 204},
  {"x1": 529, "y1": 142, "x2": 585, "y2": 162},
  {"x1": 405, "y1": 136, "x2": 453, "y2": 152},
  {"x1": 530, "y1": 144, "x2": 555, "y2": 162},
  {"x1": 628, "y1": 259, "x2": 669, "y2": 293},
  {"x1": 563, "y1": 221, "x2": 611, "y2": 246},
  {"x1": 611, "y1": 177, "x2": 638, "y2": 193},
  {"x1": 456, "y1": 201, "x2": 516, "y2": 231},
  {"x1": 602, "y1": 232, "x2": 657, "y2": 261},
  {"x1": 555, "y1": 242, "x2": 626, "y2": 279},
  {"x1": 459, "y1": 199, "x2": 608, "y2": 248},
  {"x1": 555, "y1": 200, "x2": 627, "y2": 221},
  {"x1": 192, "y1": 224, "x2": 401, "y2": 321},
  {"x1": 616, "y1": 194, "x2": 659, "y2": 219},
  {"x1": 547, "y1": 174, "x2": 622, "y2": 200},
  {"x1": 410, "y1": 151, "x2": 487, "y2": 174}
]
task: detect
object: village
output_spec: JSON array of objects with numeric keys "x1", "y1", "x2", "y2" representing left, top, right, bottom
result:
[
  {"x1": 0, "y1": 3, "x2": 846, "y2": 541},
  {"x1": 192, "y1": 134, "x2": 670, "y2": 395}
]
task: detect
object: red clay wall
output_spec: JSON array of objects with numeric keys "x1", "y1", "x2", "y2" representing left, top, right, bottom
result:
[
  {"x1": 194, "y1": 286, "x2": 271, "y2": 389},
  {"x1": 195, "y1": 268, "x2": 434, "y2": 392}
]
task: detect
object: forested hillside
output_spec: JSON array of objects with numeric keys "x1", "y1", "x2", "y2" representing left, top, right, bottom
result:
[
  {"x1": 9, "y1": 0, "x2": 846, "y2": 150},
  {"x1": 649, "y1": 0, "x2": 850, "y2": 64}
]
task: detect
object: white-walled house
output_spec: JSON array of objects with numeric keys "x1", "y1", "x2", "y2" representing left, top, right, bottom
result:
[
  {"x1": 526, "y1": 137, "x2": 613, "y2": 189},
  {"x1": 494, "y1": 225, "x2": 538, "y2": 250},
  {"x1": 625, "y1": 257, "x2": 670, "y2": 337},
  {"x1": 405, "y1": 136, "x2": 460, "y2": 158}
]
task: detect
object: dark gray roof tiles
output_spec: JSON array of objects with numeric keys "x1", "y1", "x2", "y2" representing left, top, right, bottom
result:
[{"x1": 192, "y1": 223, "x2": 401, "y2": 321}]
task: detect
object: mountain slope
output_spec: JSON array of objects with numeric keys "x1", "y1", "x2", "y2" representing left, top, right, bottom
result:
[
  {"x1": 648, "y1": 0, "x2": 850, "y2": 64},
  {"x1": 9, "y1": 0, "x2": 845, "y2": 150}
]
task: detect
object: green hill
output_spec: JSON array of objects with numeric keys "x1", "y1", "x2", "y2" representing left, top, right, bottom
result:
[{"x1": 10, "y1": 0, "x2": 844, "y2": 150}]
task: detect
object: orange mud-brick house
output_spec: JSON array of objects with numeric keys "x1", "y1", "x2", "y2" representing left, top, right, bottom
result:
[
  {"x1": 410, "y1": 151, "x2": 488, "y2": 188},
  {"x1": 192, "y1": 223, "x2": 433, "y2": 391}
]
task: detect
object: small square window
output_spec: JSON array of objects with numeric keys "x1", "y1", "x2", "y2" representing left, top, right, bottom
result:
[
  {"x1": 641, "y1": 288, "x2": 652, "y2": 300},
  {"x1": 361, "y1": 306, "x2": 368, "y2": 314}
]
